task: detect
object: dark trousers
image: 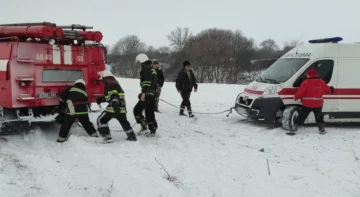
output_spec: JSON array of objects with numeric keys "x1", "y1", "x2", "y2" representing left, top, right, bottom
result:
[
  {"x1": 181, "y1": 91, "x2": 191, "y2": 106},
  {"x1": 58, "y1": 114, "x2": 97, "y2": 139},
  {"x1": 133, "y1": 96, "x2": 157, "y2": 130},
  {"x1": 97, "y1": 111, "x2": 133, "y2": 136},
  {"x1": 180, "y1": 91, "x2": 193, "y2": 114},
  {"x1": 154, "y1": 86, "x2": 161, "y2": 111},
  {"x1": 295, "y1": 106, "x2": 324, "y2": 125}
]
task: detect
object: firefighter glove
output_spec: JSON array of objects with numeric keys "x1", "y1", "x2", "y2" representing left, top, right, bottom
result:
[
  {"x1": 111, "y1": 99, "x2": 121, "y2": 115},
  {"x1": 120, "y1": 99, "x2": 126, "y2": 107},
  {"x1": 96, "y1": 97, "x2": 103, "y2": 105},
  {"x1": 156, "y1": 87, "x2": 161, "y2": 94}
]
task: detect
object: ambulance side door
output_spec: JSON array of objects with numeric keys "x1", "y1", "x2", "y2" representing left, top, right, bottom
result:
[
  {"x1": 293, "y1": 58, "x2": 337, "y2": 113},
  {"x1": 335, "y1": 58, "x2": 360, "y2": 117}
]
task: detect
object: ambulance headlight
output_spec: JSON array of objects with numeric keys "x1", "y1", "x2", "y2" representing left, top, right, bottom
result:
[{"x1": 263, "y1": 85, "x2": 282, "y2": 95}]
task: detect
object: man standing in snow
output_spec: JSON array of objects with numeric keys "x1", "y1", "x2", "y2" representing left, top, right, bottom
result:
[
  {"x1": 152, "y1": 60, "x2": 164, "y2": 112},
  {"x1": 96, "y1": 70, "x2": 137, "y2": 143},
  {"x1": 291, "y1": 68, "x2": 333, "y2": 134},
  {"x1": 133, "y1": 53, "x2": 158, "y2": 136},
  {"x1": 176, "y1": 60, "x2": 198, "y2": 118},
  {"x1": 57, "y1": 79, "x2": 99, "y2": 143}
]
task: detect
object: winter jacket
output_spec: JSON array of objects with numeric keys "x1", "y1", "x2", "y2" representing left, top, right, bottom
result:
[
  {"x1": 59, "y1": 83, "x2": 89, "y2": 115},
  {"x1": 96, "y1": 76, "x2": 126, "y2": 114},
  {"x1": 140, "y1": 63, "x2": 158, "y2": 96},
  {"x1": 294, "y1": 77, "x2": 331, "y2": 108},
  {"x1": 155, "y1": 68, "x2": 164, "y2": 87},
  {"x1": 176, "y1": 69, "x2": 198, "y2": 92}
]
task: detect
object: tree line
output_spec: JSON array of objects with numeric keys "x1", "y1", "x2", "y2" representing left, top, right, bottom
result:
[{"x1": 107, "y1": 27, "x2": 303, "y2": 84}]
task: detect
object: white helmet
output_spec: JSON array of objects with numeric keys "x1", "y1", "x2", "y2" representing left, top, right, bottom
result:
[
  {"x1": 74, "y1": 79, "x2": 85, "y2": 86},
  {"x1": 98, "y1": 70, "x2": 114, "y2": 79},
  {"x1": 135, "y1": 53, "x2": 149, "y2": 64}
]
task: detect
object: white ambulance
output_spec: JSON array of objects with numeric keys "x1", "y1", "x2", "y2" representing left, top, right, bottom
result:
[{"x1": 234, "y1": 37, "x2": 360, "y2": 130}]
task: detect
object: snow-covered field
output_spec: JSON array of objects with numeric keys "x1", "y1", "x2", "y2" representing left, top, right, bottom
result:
[{"x1": 1, "y1": 77, "x2": 360, "y2": 197}]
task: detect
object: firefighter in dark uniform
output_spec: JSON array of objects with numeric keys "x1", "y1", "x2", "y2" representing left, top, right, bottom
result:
[
  {"x1": 152, "y1": 60, "x2": 164, "y2": 112},
  {"x1": 96, "y1": 70, "x2": 137, "y2": 143},
  {"x1": 176, "y1": 60, "x2": 198, "y2": 118},
  {"x1": 291, "y1": 68, "x2": 333, "y2": 134},
  {"x1": 57, "y1": 79, "x2": 98, "y2": 143},
  {"x1": 133, "y1": 53, "x2": 158, "y2": 136}
]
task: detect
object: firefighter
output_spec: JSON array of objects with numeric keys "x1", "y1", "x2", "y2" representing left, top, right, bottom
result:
[
  {"x1": 175, "y1": 60, "x2": 198, "y2": 118},
  {"x1": 291, "y1": 68, "x2": 333, "y2": 134},
  {"x1": 57, "y1": 79, "x2": 98, "y2": 143},
  {"x1": 133, "y1": 53, "x2": 158, "y2": 136},
  {"x1": 96, "y1": 70, "x2": 137, "y2": 143},
  {"x1": 152, "y1": 60, "x2": 164, "y2": 112}
]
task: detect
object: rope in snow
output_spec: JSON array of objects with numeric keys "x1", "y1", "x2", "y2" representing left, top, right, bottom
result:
[
  {"x1": 159, "y1": 98, "x2": 235, "y2": 117},
  {"x1": 75, "y1": 99, "x2": 237, "y2": 131},
  {"x1": 75, "y1": 121, "x2": 137, "y2": 132}
]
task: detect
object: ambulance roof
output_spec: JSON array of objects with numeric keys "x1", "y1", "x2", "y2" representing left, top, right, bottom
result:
[{"x1": 281, "y1": 37, "x2": 360, "y2": 59}]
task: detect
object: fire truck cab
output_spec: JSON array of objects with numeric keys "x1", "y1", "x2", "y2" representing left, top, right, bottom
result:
[{"x1": 0, "y1": 22, "x2": 107, "y2": 134}]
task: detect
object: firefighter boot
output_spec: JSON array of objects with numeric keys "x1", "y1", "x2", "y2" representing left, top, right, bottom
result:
[
  {"x1": 179, "y1": 105, "x2": 186, "y2": 116},
  {"x1": 102, "y1": 135, "x2": 113, "y2": 143},
  {"x1": 318, "y1": 123, "x2": 326, "y2": 134},
  {"x1": 186, "y1": 105, "x2": 195, "y2": 118},
  {"x1": 141, "y1": 119, "x2": 148, "y2": 130},
  {"x1": 125, "y1": 129, "x2": 137, "y2": 141},
  {"x1": 98, "y1": 126, "x2": 113, "y2": 143},
  {"x1": 145, "y1": 122, "x2": 157, "y2": 137},
  {"x1": 137, "y1": 119, "x2": 148, "y2": 135}
]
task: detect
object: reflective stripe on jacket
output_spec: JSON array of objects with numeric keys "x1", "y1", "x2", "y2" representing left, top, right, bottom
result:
[{"x1": 294, "y1": 77, "x2": 331, "y2": 108}]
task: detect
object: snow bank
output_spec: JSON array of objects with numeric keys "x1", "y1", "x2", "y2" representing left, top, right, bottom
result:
[{"x1": 0, "y1": 77, "x2": 360, "y2": 197}]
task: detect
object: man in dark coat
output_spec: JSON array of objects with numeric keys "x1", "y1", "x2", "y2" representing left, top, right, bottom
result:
[
  {"x1": 152, "y1": 60, "x2": 164, "y2": 112},
  {"x1": 57, "y1": 79, "x2": 98, "y2": 143},
  {"x1": 175, "y1": 60, "x2": 198, "y2": 118}
]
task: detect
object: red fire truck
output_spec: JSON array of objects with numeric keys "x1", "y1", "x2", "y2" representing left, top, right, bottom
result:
[{"x1": 0, "y1": 22, "x2": 107, "y2": 134}]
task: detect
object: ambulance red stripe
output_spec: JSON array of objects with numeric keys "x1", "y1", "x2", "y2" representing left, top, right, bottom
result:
[{"x1": 244, "y1": 87, "x2": 360, "y2": 99}]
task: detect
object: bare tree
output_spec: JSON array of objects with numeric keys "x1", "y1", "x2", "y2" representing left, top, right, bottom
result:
[
  {"x1": 281, "y1": 39, "x2": 304, "y2": 53},
  {"x1": 166, "y1": 27, "x2": 193, "y2": 52},
  {"x1": 109, "y1": 35, "x2": 146, "y2": 78},
  {"x1": 107, "y1": 28, "x2": 301, "y2": 84},
  {"x1": 157, "y1": 46, "x2": 171, "y2": 54}
]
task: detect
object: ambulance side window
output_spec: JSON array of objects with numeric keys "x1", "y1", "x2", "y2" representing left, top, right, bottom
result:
[
  {"x1": 312, "y1": 60, "x2": 334, "y2": 83},
  {"x1": 293, "y1": 60, "x2": 334, "y2": 87}
]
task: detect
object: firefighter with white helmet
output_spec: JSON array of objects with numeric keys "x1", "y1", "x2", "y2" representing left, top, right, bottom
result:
[
  {"x1": 133, "y1": 53, "x2": 158, "y2": 136},
  {"x1": 57, "y1": 78, "x2": 99, "y2": 143},
  {"x1": 96, "y1": 70, "x2": 137, "y2": 143}
]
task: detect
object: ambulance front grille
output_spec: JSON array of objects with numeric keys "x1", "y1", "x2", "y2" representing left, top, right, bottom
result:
[{"x1": 238, "y1": 96, "x2": 253, "y2": 106}]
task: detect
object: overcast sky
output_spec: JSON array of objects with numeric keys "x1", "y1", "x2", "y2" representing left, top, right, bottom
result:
[{"x1": 1, "y1": 0, "x2": 358, "y2": 49}]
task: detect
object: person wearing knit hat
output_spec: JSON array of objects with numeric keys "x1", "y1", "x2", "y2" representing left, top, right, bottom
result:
[
  {"x1": 175, "y1": 60, "x2": 198, "y2": 117},
  {"x1": 183, "y1": 61, "x2": 191, "y2": 67},
  {"x1": 290, "y1": 68, "x2": 333, "y2": 135}
]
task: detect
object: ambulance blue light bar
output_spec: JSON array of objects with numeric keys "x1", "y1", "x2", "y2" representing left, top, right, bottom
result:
[{"x1": 308, "y1": 37, "x2": 343, "y2": 44}]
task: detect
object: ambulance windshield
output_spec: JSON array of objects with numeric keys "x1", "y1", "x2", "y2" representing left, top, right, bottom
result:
[{"x1": 257, "y1": 58, "x2": 309, "y2": 84}]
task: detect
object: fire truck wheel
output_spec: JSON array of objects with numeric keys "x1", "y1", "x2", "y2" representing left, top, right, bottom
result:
[{"x1": 281, "y1": 106, "x2": 300, "y2": 131}]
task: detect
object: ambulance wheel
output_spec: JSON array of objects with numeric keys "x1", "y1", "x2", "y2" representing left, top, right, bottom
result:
[{"x1": 281, "y1": 106, "x2": 300, "y2": 131}]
